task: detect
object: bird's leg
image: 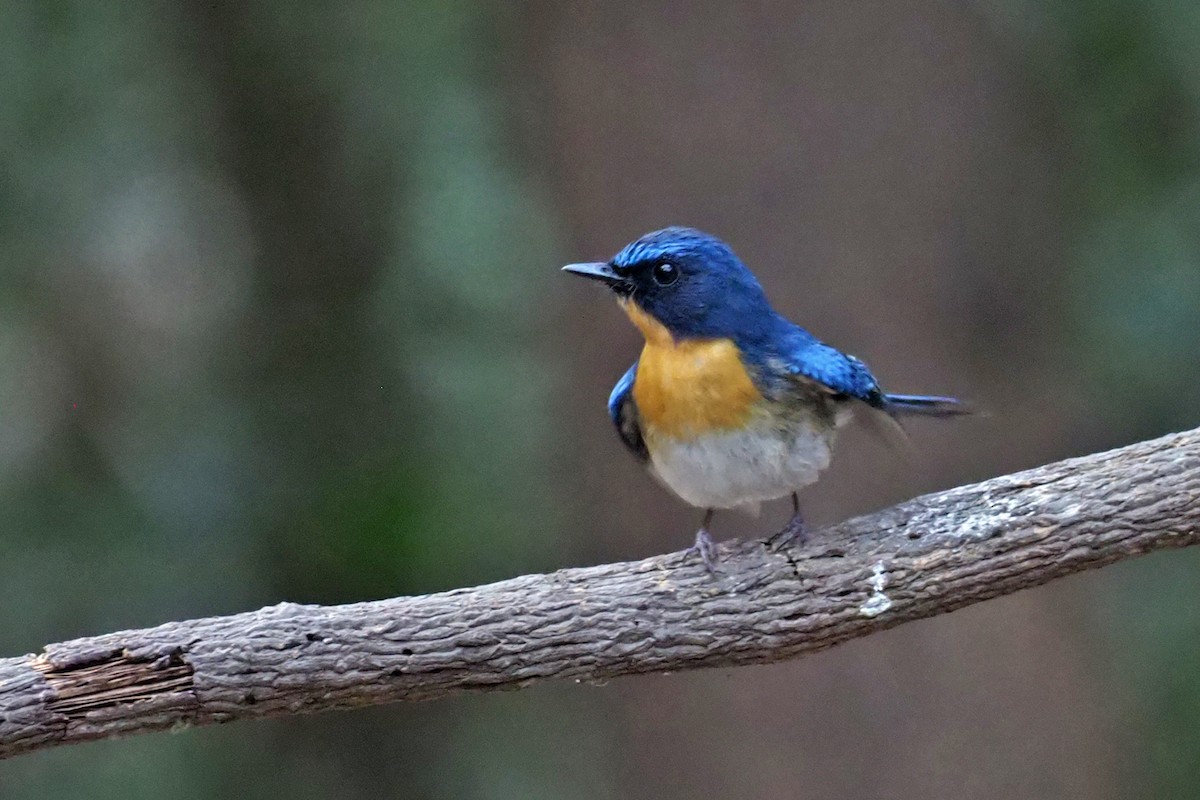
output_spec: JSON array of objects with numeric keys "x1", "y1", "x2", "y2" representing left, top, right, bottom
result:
[
  {"x1": 686, "y1": 508, "x2": 721, "y2": 573},
  {"x1": 768, "y1": 493, "x2": 807, "y2": 550}
]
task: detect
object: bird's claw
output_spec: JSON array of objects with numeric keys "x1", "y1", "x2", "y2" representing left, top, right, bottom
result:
[
  {"x1": 686, "y1": 527, "x2": 722, "y2": 574},
  {"x1": 767, "y1": 514, "x2": 807, "y2": 552}
]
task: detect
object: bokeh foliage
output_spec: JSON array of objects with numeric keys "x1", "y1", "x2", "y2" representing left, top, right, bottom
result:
[{"x1": 2, "y1": 1, "x2": 1200, "y2": 798}]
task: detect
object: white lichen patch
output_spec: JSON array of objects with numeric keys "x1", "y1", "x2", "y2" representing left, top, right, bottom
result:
[{"x1": 859, "y1": 561, "x2": 893, "y2": 618}]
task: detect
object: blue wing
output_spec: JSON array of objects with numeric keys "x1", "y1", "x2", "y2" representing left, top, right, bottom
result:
[
  {"x1": 770, "y1": 325, "x2": 968, "y2": 417},
  {"x1": 771, "y1": 326, "x2": 885, "y2": 406},
  {"x1": 607, "y1": 362, "x2": 648, "y2": 462}
]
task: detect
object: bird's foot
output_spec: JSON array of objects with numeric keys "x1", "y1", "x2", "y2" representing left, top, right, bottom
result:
[
  {"x1": 686, "y1": 527, "x2": 722, "y2": 574},
  {"x1": 767, "y1": 512, "x2": 807, "y2": 552}
]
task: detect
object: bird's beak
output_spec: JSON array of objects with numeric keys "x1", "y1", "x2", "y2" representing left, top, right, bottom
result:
[{"x1": 561, "y1": 261, "x2": 627, "y2": 289}]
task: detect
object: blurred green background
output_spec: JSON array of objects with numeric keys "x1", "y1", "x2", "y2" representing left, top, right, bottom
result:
[{"x1": 2, "y1": 1, "x2": 1200, "y2": 797}]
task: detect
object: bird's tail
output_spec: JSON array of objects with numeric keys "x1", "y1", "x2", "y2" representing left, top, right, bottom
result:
[{"x1": 882, "y1": 393, "x2": 972, "y2": 418}]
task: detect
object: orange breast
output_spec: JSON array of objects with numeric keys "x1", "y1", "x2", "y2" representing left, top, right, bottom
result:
[{"x1": 620, "y1": 299, "x2": 763, "y2": 441}]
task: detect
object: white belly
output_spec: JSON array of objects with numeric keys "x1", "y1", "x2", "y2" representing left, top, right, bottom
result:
[{"x1": 645, "y1": 413, "x2": 841, "y2": 510}]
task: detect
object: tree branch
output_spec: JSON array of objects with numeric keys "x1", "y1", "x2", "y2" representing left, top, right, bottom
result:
[{"x1": 3, "y1": 427, "x2": 1198, "y2": 760}]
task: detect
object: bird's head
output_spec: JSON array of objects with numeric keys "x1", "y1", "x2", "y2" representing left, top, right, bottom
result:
[{"x1": 562, "y1": 227, "x2": 773, "y2": 344}]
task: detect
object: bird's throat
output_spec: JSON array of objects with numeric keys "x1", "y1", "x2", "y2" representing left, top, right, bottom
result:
[{"x1": 618, "y1": 298, "x2": 674, "y2": 346}]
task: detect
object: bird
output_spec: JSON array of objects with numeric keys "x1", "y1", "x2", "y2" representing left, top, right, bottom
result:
[{"x1": 562, "y1": 226, "x2": 970, "y2": 572}]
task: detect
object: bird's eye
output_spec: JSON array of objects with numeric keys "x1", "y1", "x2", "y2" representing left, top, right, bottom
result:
[{"x1": 652, "y1": 262, "x2": 679, "y2": 286}]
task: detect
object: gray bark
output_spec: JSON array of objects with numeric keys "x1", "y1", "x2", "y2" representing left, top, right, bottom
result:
[{"x1": 2, "y1": 427, "x2": 1198, "y2": 760}]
